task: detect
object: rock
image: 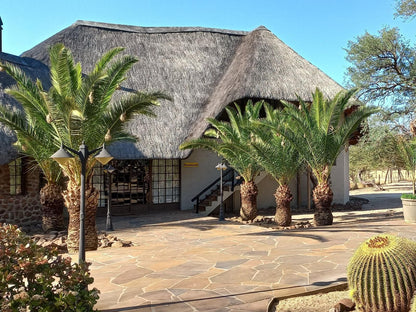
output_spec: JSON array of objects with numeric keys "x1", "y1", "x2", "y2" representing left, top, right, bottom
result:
[
  {"x1": 338, "y1": 298, "x2": 355, "y2": 311},
  {"x1": 112, "y1": 240, "x2": 124, "y2": 248},
  {"x1": 332, "y1": 298, "x2": 355, "y2": 312},
  {"x1": 120, "y1": 240, "x2": 132, "y2": 247},
  {"x1": 254, "y1": 216, "x2": 264, "y2": 222}
]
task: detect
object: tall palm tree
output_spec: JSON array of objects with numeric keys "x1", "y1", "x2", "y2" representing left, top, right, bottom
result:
[
  {"x1": 180, "y1": 101, "x2": 263, "y2": 221},
  {"x1": 0, "y1": 63, "x2": 65, "y2": 232},
  {"x1": 2, "y1": 43, "x2": 170, "y2": 252},
  {"x1": 280, "y1": 88, "x2": 378, "y2": 226},
  {"x1": 249, "y1": 103, "x2": 302, "y2": 226}
]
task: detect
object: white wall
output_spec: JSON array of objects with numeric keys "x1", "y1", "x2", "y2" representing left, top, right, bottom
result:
[
  {"x1": 256, "y1": 174, "x2": 278, "y2": 209},
  {"x1": 330, "y1": 149, "x2": 350, "y2": 204},
  {"x1": 180, "y1": 150, "x2": 222, "y2": 210},
  {"x1": 180, "y1": 148, "x2": 350, "y2": 211}
]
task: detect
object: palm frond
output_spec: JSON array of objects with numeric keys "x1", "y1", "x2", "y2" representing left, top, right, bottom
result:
[
  {"x1": 280, "y1": 88, "x2": 378, "y2": 184},
  {"x1": 181, "y1": 101, "x2": 264, "y2": 182}
]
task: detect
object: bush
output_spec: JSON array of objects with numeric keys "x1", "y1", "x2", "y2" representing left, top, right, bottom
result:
[
  {"x1": 401, "y1": 193, "x2": 416, "y2": 199},
  {"x1": 0, "y1": 224, "x2": 99, "y2": 311}
]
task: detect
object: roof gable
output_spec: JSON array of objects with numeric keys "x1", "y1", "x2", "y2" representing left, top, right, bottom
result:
[{"x1": 1, "y1": 21, "x2": 344, "y2": 160}]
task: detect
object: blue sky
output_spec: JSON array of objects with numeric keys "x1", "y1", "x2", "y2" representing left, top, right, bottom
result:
[{"x1": 2, "y1": 0, "x2": 415, "y2": 86}]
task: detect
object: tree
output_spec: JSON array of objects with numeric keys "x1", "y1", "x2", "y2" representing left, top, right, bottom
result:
[
  {"x1": 0, "y1": 63, "x2": 65, "y2": 232},
  {"x1": 345, "y1": 27, "x2": 416, "y2": 119},
  {"x1": 249, "y1": 104, "x2": 302, "y2": 226},
  {"x1": 2, "y1": 43, "x2": 170, "y2": 252},
  {"x1": 280, "y1": 88, "x2": 378, "y2": 226},
  {"x1": 180, "y1": 101, "x2": 263, "y2": 221},
  {"x1": 395, "y1": 0, "x2": 416, "y2": 20},
  {"x1": 349, "y1": 117, "x2": 403, "y2": 186}
]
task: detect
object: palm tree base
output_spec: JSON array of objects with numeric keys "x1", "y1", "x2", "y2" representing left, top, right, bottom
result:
[
  {"x1": 42, "y1": 216, "x2": 65, "y2": 232},
  {"x1": 64, "y1": 186, "x2": 99, "y2": 253},
  {"x1": 313, "y1": 209, "x2": 333, "y2": 226},
  {"x1": 40, "y1": 183, "x2": 65, "y2": 232},
  {"x1": 240, "y1": 181, "x2": 258, "y2": 221},
  {"x1": 274, "y1": 184, "x2": 293, "y2": 226}
]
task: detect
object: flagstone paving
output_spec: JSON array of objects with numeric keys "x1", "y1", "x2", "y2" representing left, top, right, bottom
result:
[{"x1": 75, "y1": 200, "x2": 416, "y2": 312}]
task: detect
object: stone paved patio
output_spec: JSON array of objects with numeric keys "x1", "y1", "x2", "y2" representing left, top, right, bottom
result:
[{"x1": 79, "y1": 186, "x2": 415, "y2": 311}]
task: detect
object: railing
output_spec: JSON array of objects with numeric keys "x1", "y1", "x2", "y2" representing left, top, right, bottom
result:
[{"x1": 191, "y1": 168, "x2": 239, "y2": 213}]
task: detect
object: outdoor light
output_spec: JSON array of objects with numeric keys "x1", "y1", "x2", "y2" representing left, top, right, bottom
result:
[
  {"x1": 103, "y1": 164, "x2": 116, "y2": 231},
  {"x1": 95, "y1": 144, "x2": 114, "y2": 165},
  {"x1": 51, "y1": 141, "x2": 114, "y2": 263},
  {"x1": 216, "y1": 162, "x2": 227, "y2": 221},
  {"x1": 50, "y1": 144, "x2": 74, "y2": 165}
]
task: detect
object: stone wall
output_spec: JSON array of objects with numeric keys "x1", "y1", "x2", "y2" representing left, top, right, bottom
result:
[{"x1": 0, "y1": 163, "x2": 42, "y2": 229}]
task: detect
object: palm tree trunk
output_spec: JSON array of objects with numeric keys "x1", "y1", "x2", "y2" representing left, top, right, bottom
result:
[
  {"x1": 63, "y1": 184, "x2": 99, "y2": 253},
  {"x1": 274, "y1": 184, "x2": 293, "y2": 226},
  {"x1": 312, "y1": 182, "x2": 333, "y2": 226},
  {"x1": 40, "y1": 183, "x2": 65, "y2": 232},
  {"x1": 240, "y1": 180, "x2": 258, "y2": 221}
]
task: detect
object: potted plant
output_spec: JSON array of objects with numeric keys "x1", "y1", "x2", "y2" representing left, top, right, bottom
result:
[{"x1": 397, "y1": 136, "x2": 416, "y2": 223}]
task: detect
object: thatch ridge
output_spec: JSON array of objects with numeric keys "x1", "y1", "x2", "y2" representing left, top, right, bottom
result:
[
  {"x1": 74, "y1": 20, "x2": 249, "y2": 36},
  {"x1": 1, "y1": 21, "x2": 344, "y2": 161}
]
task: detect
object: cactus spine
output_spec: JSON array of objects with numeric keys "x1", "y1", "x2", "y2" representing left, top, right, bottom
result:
[{"x1": 347, "y1": 234, "x2": 416, "y2": 312}]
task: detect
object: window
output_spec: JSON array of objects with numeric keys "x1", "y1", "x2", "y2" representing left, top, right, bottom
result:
[
  {"x1": 9, "y1": 158, "x2": 23, "y2": 195},
  {"x1": 152, "y1": 159, "x2": 180, "y2": 204},
  {"x1": 93, "y1": 160, "x2": 149, "y2": 209}
]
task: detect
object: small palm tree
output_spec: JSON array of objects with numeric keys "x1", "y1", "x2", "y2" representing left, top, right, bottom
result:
[
  {"x1": 397, "y1": 136, "x2": 416, "y2": 195},
  {"x1": 0, "y1": 63, "x2": 65, "y2": 232},
  {"x1": 180, "y1": 101, "x2": 263, "y2": 221},
  {"x1": 280, "y1": 88, "x2": 378, "y2": 225},
  {"x1": 2, "y1": 43, "x2": 170, "y2": 252},
  {"x1": 250, "y1": 104, "x2": 302, "y2": 226}
]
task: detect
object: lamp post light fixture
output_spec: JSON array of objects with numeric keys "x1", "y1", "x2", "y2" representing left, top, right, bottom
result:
[
  {"x1": 51, "y1": 142, "x2": 113, "y2": 264},
  {"x1": 215, "y1": 162, "x2": 227, "y2": 221},
  {"x1": 103, "y1": 164, "x2": 116, "y2": 231}
]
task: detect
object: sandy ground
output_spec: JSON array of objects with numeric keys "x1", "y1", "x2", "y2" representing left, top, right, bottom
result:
[
  {"x1": 271, "y1": 290, "x2": 350, "y2": 312},
  {"x1": 270, "y1": 181, "x2": 411, "y2": 312}
]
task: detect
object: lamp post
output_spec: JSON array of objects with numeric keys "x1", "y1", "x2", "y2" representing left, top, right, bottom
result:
[
  {"x1": 51, "y1": 142, "x2": 113, "y2": 263},
  {"x1": 103, "y1": 164, "x2": 116, "y2": 231},
  {"x1": 215, "y1": 162, "x2": 227, "y2": 221}
]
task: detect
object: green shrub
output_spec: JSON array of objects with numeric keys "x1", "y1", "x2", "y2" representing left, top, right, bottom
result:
[
  {"x1": 347, "y1": 234, "x2": 416, "y2": 312},
  {"x1": 0, "y1": 224, "x2": 99, "y2": 311},
  {"x1": 401, "y1": 193, "x2": 416, "y2": 199}
]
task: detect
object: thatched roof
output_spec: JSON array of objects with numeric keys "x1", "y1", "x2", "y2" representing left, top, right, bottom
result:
[
  {"x1": 3, "y1": 20, "x2": 343, "y2": 161},
  {"x1": 0, "y1": 52, "x2": 50, "y2": 165}
]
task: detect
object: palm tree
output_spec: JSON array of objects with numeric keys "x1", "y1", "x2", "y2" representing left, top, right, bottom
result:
[
  {"x1": 0, "y1": 63, "x2": 65, "y2": 232},
  {"x1": 180, "y1": 101, "x2": 263, "y2": 221},
  {"x1": 2, "y1": 43, "x2": 170, "y2": 252},
  {"x1": 280, "y1": 88, "x2": 378, "y2": 226},
  {"x1": 250, "y1": 104, "x2": 302, "y2": 226},
  {"x1": 397, "y1": 136, "x2": 416, "y2": 195}
]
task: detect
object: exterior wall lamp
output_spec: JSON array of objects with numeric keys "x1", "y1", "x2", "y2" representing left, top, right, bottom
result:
[{"x1": 51, "y1": 142, "x2": 113, "y2": 263}]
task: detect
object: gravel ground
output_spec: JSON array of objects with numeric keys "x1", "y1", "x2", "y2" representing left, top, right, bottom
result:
[{"x1": 271, "y1": 290, "x2": 350, "y2": 312}]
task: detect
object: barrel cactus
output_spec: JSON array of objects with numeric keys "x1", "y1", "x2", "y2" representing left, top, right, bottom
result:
[{"x1": 347, "y1": 234, "x2": 416, "y2": 312}]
